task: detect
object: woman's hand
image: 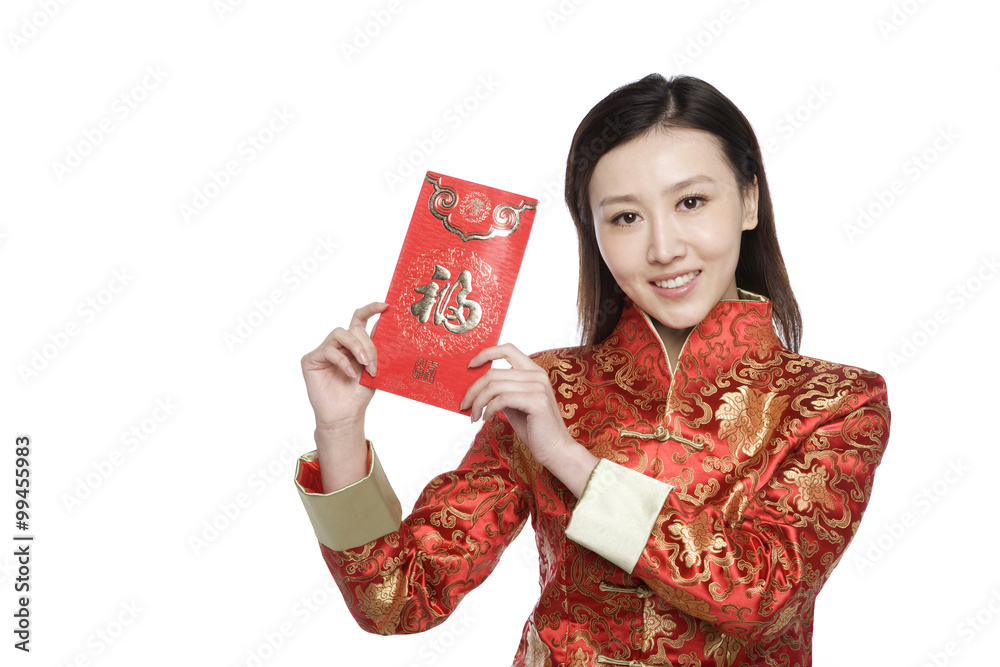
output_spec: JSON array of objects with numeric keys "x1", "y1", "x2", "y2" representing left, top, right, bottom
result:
[
  {"x1": 300, "y1": 301, "x2": 388, "y2": 429},
  {"x1": 461, "y1": 343, "x2": 598, "y2": 497}
]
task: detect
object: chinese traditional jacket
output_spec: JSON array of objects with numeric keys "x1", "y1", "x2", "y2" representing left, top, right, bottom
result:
[{"x1": 294, "y1": 291, "x2": 891, "y2": 666}]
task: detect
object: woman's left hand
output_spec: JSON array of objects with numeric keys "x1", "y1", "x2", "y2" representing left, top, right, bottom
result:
[{"x1": 460, "y1": 343, "x2": 575, "y2": 470}]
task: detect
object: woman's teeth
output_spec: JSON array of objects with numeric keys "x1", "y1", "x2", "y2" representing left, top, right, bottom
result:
[{"x1": 653, "y1": 271, "x2": 700, "y2": 289}]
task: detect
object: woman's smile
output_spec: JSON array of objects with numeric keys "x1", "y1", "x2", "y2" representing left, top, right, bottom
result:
[
  {"x1": 589, "y1": 127, "x2": 758, "y2": 357},
  {"x1": 650, "y1": 269, "x2": 701, "y2": 292}
]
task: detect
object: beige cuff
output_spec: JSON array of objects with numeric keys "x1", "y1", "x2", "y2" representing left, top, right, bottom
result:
[
  {"x1": 294, "y1": 442, "x2": 402, "y2": 551},
  {"x1": 565, "y1": 459, "x2": 673, "y2": 573}
]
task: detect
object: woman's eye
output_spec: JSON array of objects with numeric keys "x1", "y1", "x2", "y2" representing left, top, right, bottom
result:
[
  {"x1": 612, "y1": 211, "x2": 640, "y2": 225},
  {"x1": 679, "y1": 196, "x2": 704, "y2": 211}
]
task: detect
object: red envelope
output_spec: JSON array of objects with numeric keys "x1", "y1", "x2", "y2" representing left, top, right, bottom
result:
[{"x1": 359, "y1": 171, "x2": 537, "y2": 414}]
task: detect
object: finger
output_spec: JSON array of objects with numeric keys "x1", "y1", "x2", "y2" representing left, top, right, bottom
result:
[
  {"x1": 350, "y1": 302, "x2": 388, "y2": 374},
  {"x1": 316, "y1": 303, "x2": 386, "y2": 371},
  {"x1": 339, "y1": 324, "x2": 382, "y2": 375},
  {"x1": 316, "y1": 327, "x2": 372, "y2": 368},
  {"x1": 302, "y1": 342, "x2": 361, "y2": 379},
  {"x1": 469, "y1": 343, "x2": 527, "y2": 367},
  {"x1": 466, "y1": 377, "x2": 551, "y2": 421},
  {"x1": 348, "y1": 301, "x2": 389, "y2": 330},
  {"x1": 337, "y1": 327, "x2": 382, "y2": 374},
  {"x1": 460, "y1": 368, "x2": 548, "y2": 411},
  {"x1": 481, "y1": 390, "x2": 541, "y2": 425},
  {"x1": 467, "y1": 342, "x2": 532, "y2": 369}
]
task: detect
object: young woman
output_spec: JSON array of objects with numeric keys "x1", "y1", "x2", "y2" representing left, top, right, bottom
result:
[{"x1": 294, "y1": 73, "x2": 891, "y2": 666}]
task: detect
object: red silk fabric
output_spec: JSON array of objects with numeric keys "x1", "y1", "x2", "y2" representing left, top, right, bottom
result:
[{"x1": 301, "y1": 296, "x2": 890, "y2": 666}]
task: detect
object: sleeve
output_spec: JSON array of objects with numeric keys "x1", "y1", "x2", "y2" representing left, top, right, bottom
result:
[
  {"x1": 565, "y1": 374, "x2": 890, "y2": 643},
  {"x1": 293, "y1": 415, "x2": 533, "y2": 635},
  {"x1": 294, "y1": 442, "x2": 403, "y2": 550}
]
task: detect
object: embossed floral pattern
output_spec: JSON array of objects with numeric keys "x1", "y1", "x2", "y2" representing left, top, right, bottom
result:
[
  {"x1": 783, "y1": 467, "x2": 837, "y2": 512},
  {"x1": 642, "y1": 602, "x2": 679, "y2": 651},
  {"x1": 297, "y1": 296, "x2": 890, "y2": 666},
  {"x1": 704, "y1": 629, "x2": 746, "y2": 667},
  {"x1": 353, "y1": 569, "x2": 406, "y2": 633},
  {"x1": 669, "y1": 514, "x2": 728, "y2": 567},
  {"x1": 715, "y1": 386, "x2": 790, "y2": 457}
]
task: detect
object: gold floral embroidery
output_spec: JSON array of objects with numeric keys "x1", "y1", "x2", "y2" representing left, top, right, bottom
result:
[
  {"x1": 783, "y1": 466, "x2": 836, "y2": 512},
  {"x1": 642, "y1": 578, "x2": 719, "y2": 622},
  {"x1": 589, "y1": 429, "x2": 632, "y2": 464},
  {"x1": 508, "y1": 440, "x2": 542, "y2": 487},
  {"x1": 720, "y1": 481, "x2": 749, "y2": 528},
  {"x1": 306, "y1": 297, "x2": 890, "y2": 667},
  {"x1": 744, "y1": 322, "x2": 776, "y2": 356},
  {"x1": 703, "y1": 629, "x2": 745, "y2": 667},
  {"x1": 761, "y1": 597, "x2": 804, "y2": 638},
  {"x1": 523, "y1": 621, "x2": 553, "y2": 667},
  {"x1": 642, "y1": 600, "x2": 678, "y2": 650},
  {"x1": 567, "y1": 648, "x2": 589, "y2": 667},
  {"x1": 531, "y1": 349, "x2": 571, "y2": 373},
  {"x1": 811, "y1": 387, "x2": 851, "y2": 415},
  {"x1": 715, "y1": 386, "x2": 790, "y2": 457},
  {"x1": 668, "y1": 514, "x2": 727, "y2": 567},
  {"x1": 354, "y1": 568, "x2": 407, "y2": 633}
]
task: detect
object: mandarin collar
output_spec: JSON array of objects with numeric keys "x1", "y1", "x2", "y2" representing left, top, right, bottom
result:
[{"x1": 602, "y1": 289, "x2": 783, "y2": 384}]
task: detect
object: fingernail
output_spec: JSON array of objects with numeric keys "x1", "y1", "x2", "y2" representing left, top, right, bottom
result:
[
  {"x1": 358, "y1": 351, "x2": 369, "y2": 365},
  {"x1": 347, "y1": 366, "x2": 357, "y2": 378},
  {"x1": 367, "y1": 362, "x2": 376, "y2": 377}
]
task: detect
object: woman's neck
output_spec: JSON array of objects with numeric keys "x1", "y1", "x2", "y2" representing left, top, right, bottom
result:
[{"x1": 652, "y1": 320, "x2": 695, "y2": 372}]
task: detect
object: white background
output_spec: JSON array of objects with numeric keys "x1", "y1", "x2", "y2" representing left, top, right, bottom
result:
[{"x1": 3, "y1": 1, "x2": 999, "y2": 665}]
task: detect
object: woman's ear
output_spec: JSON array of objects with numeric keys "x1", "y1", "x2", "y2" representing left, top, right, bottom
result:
[{"x1": 741, "y1": 175, "x2": 759, "y2": 231}]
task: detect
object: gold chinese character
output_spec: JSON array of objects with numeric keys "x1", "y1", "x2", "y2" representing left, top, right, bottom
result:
[{"x1": 410, "y1": 264, "x2": 482, "y2": 334}]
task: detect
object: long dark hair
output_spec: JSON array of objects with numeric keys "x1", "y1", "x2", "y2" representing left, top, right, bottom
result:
[{"x1": 564, "y1": 73, "x2": 802, "y2": 352}]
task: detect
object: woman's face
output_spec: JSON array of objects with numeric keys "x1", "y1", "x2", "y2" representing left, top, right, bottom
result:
[{"x1": 589, "y1": 127, "x2": 758, "y2": 343}]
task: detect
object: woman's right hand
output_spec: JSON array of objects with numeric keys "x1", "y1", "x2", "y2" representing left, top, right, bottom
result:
[{"x1": 300, "y1": 301, "x2": 389, "y2": 429}]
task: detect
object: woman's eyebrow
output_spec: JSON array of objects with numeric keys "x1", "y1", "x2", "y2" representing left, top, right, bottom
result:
[{"x1": 597, "y1": 175, "x2": 718, "y2": 208}]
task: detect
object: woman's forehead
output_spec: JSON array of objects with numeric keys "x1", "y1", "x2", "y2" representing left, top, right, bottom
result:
[{"x1": 589, "y1": 128, "x2": 734, "y2": 201}]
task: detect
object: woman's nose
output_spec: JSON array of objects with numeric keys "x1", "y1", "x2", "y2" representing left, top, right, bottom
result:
[{"x1": 646, "y1": 216, "x2": 685, "y2": 264}]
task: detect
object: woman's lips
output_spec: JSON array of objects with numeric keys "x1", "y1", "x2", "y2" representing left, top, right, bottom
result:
[
  {"x1": 651, "y1": 270, "x2": 700, "y2": 289},
  {"x1": 650, "y1": 270, "x2": 701, "y2": 298}
]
